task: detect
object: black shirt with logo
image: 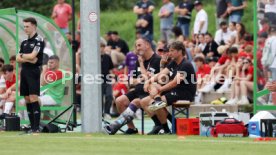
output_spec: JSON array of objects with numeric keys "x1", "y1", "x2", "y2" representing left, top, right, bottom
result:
[
  {"x1": 19, "y1": 33, "x2": 45, "y2": 68},
  {"x1": 177, "y1": 1, "x2": 194, "y2": 24},
  {"x1": 166, "y1": 59, "x2": 196, "y2": 101},
  {"x1": 134, "y1": 53, "x2": 161, "y2": 79},
  {"x1": 135, "y1": 0, "x2": 155, "y2": 18},
  {"x1": 139, "y1": 13, "x2": 153, "y2": 35}
]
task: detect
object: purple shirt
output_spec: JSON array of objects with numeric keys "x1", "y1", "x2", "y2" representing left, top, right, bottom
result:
[{"x1": 125, "y1": 52, "x2": 138, "y2": 76}]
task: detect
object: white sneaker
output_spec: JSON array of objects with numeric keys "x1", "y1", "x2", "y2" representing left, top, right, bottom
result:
[
  {"x1": 199, "y1": 83, "x2": 215, "y2": 93},
  {"x1": 216, "y1": 83, "x2": 230, "y2": 93},
  {"x1": 104, "y1": 114, "x2": 112, "y2": 120},
  {"x1": 237, "y1": 97, "x2": 249, "y2": 105},
  {"x1": 225, "y1": 98, "x2": 238, "y2": 105},
  {"x1": 148, "y1": 100, "x2": 167, "y2": 111}
]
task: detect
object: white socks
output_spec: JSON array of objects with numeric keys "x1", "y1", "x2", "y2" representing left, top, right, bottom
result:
[{"x1": 4, "y1": 102, "x2": 13, "y2": 114}]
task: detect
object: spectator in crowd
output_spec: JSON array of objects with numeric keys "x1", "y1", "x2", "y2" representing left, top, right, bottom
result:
[
  {"x1": 199, "y1": 45, "x2": 234, "y2": 93},
  {"x1": 175, "y1": 0, "x2": 194, "y2": 38},
  {"x1": 258, "y1": 19, "x2": 270, "y2": 36},
  {"x1": 194, "y1": 56, "x2": 211, "y2": 93},
  {"x1": 133, "y1": 0, "x2": 155, "y2": 18},
  {"x1": 194, "y1": 34, "x2": 206, "y2": 54},
  {"x1": 216, "y1": 0, "x2": 229, "y2": 29},
  {"x1": 215, "y1": 21, "x2": 234, "y2": 46},
  {"x1": 0, "y1": 58, "x2": 4, "y2": 115},
  {"x1": 202, "y1": 33, "x2": 220, "y2": 58},
  {"x1": 171, "y1": 26, "x2": 185, "y2": 42},
  {"x1": 159, "y1": 0, "x2": 175, "y2": 43},
  {"x1": 193, "y1": 0, "x2": 208, "y2": 39},
  {"x1": 107, "y1": 31, "x2": 129, "y2": 56},
  {"x1": 235, "y1": 23, "x2": 246, "y2": 45},
  {"x1": 226, "y1": 57, "x2": 253, "y2": 104},
  {"x1": 124, "y1": 50, "x2": 138, "y2": 79},
  {"x1": 111, "y1": 74, "x2": 128, "y2": 117},
  {"x1": 264, "y1": 0, "x2": 276, "y2": 25},
  {"x1": 51, "y1": 0, "x2": 72, "y2": 33},
  {"x1": 9, "y1": 55, "x2": 16, "y2": 70},
  {"x1": 158, "y1": 45, "x2": 172, "y2": 71},
  {"x1": 227, "y1": 0, "x2": 247, "y2": 23},
  {"x1": 136, "y1": 6, "x2": 154, "y2": 42},
  {"x1": 101, "y1": 41, "x2": 115, "y2": 120},
  {"x1": 0, "y1": 65, "x2": 16, "y2": 119},
  {"x1": 156, "y1": 40, "x2": 167, "y2": 55}
]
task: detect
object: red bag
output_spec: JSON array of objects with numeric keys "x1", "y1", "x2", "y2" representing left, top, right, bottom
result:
[{"x1": 211, "y1": 118, "x2": 248, "y2": 137}]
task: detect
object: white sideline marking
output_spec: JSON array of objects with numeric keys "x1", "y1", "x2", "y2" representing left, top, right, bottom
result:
[{"x1": 1, "y1": 135, "x2": 276, "y2": 145}]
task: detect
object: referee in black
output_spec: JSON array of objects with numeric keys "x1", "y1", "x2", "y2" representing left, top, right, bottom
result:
[{"x1": 16, "y1": 17, "x2": 45, "y2": 133}]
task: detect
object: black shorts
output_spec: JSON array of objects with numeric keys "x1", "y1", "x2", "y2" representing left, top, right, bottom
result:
[
  {"x1": 125, "y1": 84, "x2": 149, "y2": 101},
  {"x1": 163, "y1": 89, "x2": 193, "y2": 106},
  {"x1": 20, "y1": 67, "x2": 41, "y2": 96}
]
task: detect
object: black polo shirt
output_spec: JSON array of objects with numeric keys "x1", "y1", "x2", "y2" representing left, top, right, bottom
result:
[
  {"x1": 166, "y1": 59, "x2": 196, "y2": 101},
  {"x1": 177, "y1": 1, "x2": 194, "y2": 24},
  {"x1": 135, "y1": 0, "x2": 155, "y2": 18},
  {"x1": 19, "y1": 33, "x2": 45, "y2": 68},
  {"x1": 134, "y1": 53, "x2": 161, "y2": 79}
]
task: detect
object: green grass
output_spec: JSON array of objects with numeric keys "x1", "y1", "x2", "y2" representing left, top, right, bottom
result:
[
  {"x1": 100, "y1": 1, "x2": 253, "y2": 49},
  {"x1": 0, "y1": 132, "x2": 276, "y2": 155}
]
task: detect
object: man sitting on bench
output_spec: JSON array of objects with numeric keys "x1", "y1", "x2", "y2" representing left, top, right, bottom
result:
[
  {"x1": 141, "y1": 41, "x2": 197, "y2": 134},
  {"x1": 19, "y1": 55, "x2": 65, "y2": 119}
]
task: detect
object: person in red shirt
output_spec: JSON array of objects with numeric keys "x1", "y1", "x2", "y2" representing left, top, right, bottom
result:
[
  {"x1": 238, "y1": 45, "x2": 253, "y2": 60},
  {"x1": 194, "y1": 56, "x2": 211, "y2": 91},
  {"x1": 51, "y1": 0, "x2": 72, "y2": 33},
  {"x1": 0, "y1": 64, "x2": 16, "y2": 119},
  {"x1": 226, "y1": 58, "x2": 253, "y2": 105}
]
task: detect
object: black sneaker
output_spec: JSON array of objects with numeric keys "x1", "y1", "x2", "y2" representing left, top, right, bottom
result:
[
  {"x1": 103, "y1": 125, "x2": 114, "y2": 135},
  {"x1": 147, "y1": 125, "x2": 163, "y2": 135},
  {"x1": 158, "y1": 128, "x2": 171, "y2": 135},
  {"x1": 124, "y1": 128, "x2": 138, "y2": 135}
]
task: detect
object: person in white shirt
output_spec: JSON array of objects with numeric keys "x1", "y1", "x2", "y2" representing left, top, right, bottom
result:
[
  {"x1": 214, "y1": 21, "x2": 233, "y2": 45},
  {"x1": 264, "y1": 0, "x2": 276, "y2": 25},
  {"x1": 193, "y1": 0, "x2": 208, "y2": 39}
]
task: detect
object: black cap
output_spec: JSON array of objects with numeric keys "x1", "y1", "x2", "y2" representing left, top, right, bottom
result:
[{"x1": 194, "y1": 0, "x2": 202, "y2": 6}]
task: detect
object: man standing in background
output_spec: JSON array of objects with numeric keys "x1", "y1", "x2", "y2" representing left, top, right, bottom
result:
[
  {"x1": 159, "y1": 0, "x2": 175, "y2": 43},
  {"x1": 227, "y1": 0, "x2": 247, "y2": 23},
  {"x1": 133, "y1": 0, "x2": 155, "y2": 18},
  {"x1": 175, "y1": 0, "x2": 194, "y2": 38},
  {"x1": 193, "y1": 1, "x2": 208, "y2": 39},
  {"x1": 216, "y1": 0, "x2": 228, "y2": 29},
  {"x1": 51, "y1": 0, "x2": 72, "y2": 33}
]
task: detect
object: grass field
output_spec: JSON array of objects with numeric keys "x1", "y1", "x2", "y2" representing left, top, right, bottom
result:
[{"x1": 0, "y1": 132, "x2": 275, "y2": 155}]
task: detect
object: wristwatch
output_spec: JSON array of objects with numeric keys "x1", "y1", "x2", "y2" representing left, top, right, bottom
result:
[{"x1": 20, "y1": 53, "x2": 23, "y2": 58}]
